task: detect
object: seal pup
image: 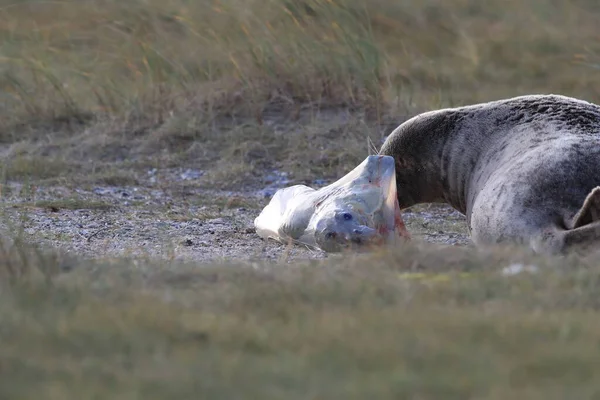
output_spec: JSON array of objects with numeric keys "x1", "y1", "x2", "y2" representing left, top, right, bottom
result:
[
  {"x1": 254, "y1": 155, "x2": 410, "y2": 252},
  {"x1": 378, "y1": 94, "x2": 600, "y2": 255}
]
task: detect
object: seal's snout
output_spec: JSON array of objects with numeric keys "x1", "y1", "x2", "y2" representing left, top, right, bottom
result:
[
  {"x1": 351, "y1": 225, "x2": 377, "y2": 237},
  {"x1": 345, "y1": 225, "x2": 378, "y2": 246}
]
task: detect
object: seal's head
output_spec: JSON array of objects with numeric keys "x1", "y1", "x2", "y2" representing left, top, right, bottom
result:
[
  {"x1": 314, "y1": 208, "x2": 381, "y2": 252},
  {"x1": 308, "y1": 155, "x2": 411, "y2": 252}
]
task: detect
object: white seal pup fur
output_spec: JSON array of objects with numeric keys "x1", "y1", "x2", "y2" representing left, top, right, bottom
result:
[
  {"x1": 379, "y1": 94, "x2": 600, "y2": 254},
  {"x1": 254, "y1": 155, "x2": 410, "y2": 252}
]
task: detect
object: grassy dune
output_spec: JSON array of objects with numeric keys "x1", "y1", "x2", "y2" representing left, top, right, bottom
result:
[
  {"x1": 2, "y1": 0, "x2": 600, "y2": 185},
  {"x1": 2, "y1": 0, "x2": 600, "y2": 398},
  {"x1": 2, "y1": 0, "x2": 599, "y2": 118}
]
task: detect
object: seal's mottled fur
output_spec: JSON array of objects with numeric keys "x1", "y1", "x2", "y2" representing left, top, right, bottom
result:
[{"x1": 379, "y1": 94, "x2": 600, "y2": 254}]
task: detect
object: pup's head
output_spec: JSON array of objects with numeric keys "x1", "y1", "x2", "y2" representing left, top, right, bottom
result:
[
  {"x1": 314, "y1": 208, "x2": 381, "y2": 252},
  {"x1": 310, "y1": 155, "x2": 410, "y2": 252}
]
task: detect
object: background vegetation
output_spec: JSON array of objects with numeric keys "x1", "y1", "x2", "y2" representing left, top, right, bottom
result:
[{"x1": 2, "y1": 0, "x2": 600, "y2": 186}]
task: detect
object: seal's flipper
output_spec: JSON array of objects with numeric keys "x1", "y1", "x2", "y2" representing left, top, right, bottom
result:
[
  {"x1": 530, "y1": 187, "x2": 600, "y2": 255},
  {"x1": 560, "y1": 221, "x2": 600, "y2": 253},
  {"x1": 547, "y1": 187, "x2": 600, "y2": 254},
  {"x1": 571, "y1": 187, "x2": 600, "y2": 229}
]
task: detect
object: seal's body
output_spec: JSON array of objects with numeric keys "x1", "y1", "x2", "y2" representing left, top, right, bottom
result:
[{"x1": 379, "y1": 94, "x2": 600, "y2": 254}]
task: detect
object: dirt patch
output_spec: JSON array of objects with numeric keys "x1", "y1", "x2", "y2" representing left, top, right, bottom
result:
[{"x1": 1, "y1": 171, "x2": 471, "y2": 264}]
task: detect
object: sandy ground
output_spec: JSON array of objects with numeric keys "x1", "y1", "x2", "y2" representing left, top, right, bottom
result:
[{"x1": 1, "y1": 166, "x2": 471, "y2": 264}]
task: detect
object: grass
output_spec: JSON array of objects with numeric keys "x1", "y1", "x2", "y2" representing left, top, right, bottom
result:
[
  {"x1": 2, "y1": 238, "x2": 600, "y2": 398},
  {"x1": 2, "y1": 0, "x2": 600, "y2": 397},
  {"x1": 2, "y1": 0, "x2": 600, "y2": 186}
]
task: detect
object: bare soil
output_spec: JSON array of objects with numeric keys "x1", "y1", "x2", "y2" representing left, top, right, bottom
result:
[{"x1": 1, "y1": 167, "x2": 470, "y2": 264}]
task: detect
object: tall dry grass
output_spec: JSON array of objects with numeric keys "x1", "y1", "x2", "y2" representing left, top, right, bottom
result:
[
  {"x1": 2, "y1": 0, "x2": 600, "y2": 186},
  {"x1": 1, "y1": 0, "x2": 600, "y2": 133},
  {"x1": 1, "y1": 0, "x2": 386, "y2": 129}
]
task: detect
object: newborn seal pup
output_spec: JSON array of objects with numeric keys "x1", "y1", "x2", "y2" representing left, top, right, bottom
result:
[{"x1": 379, "y1": 94, "x2": 600, "y2": 254}]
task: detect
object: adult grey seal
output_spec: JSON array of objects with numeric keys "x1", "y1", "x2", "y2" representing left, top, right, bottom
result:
[{"x1": 378, "y1": 94, "x2": 600, "y2": 254}]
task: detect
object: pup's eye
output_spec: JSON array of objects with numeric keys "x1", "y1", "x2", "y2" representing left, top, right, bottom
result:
[
  {"x1": 325, "y1": 232, "x2": 337, "y2": 239},
  {"x1": 342, "y1": 213, "x2": 353, "y2": 221}
]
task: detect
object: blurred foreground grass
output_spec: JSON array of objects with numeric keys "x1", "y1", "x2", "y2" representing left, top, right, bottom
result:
[{"x1": 3, "y1": 237, "x2": 600, "y2": 398}]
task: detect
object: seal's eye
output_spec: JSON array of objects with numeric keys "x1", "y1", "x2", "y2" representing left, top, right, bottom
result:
[
  {"x1": 325, "y1": 232, "x2": 337, "y2": 239},
  {"x1": 342, "y1": 212, "x2": 353, "y2": 221}
]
